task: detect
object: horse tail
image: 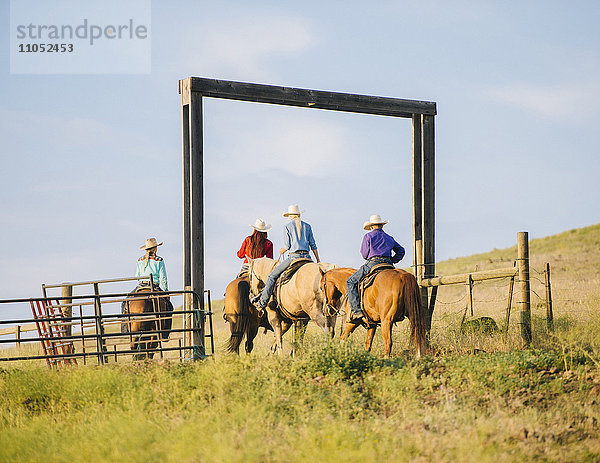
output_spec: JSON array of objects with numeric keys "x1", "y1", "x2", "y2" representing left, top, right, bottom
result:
[
  {"x1": 225, "y1": 279, "x2": 251, "y2": 354},
  {"x1": 405, "y1": 274, "x2": 429, "y2": 357},
  {"x1": 159, "y1": 297, "x2": 174, "y2": 341}
]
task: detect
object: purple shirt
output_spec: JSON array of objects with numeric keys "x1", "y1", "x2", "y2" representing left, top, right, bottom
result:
[{"x1": 360, "y1": 229, "x2": 405, "y2": 263}]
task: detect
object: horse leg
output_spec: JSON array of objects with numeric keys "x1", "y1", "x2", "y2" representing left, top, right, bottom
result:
[
  {"x1": 290, "y1": 320, "x2": 309, "y2": 356},
  {"x1": 326, "y1": 314, "x2": 337, "y2": 338},
  {"x1": 365, "y1": 326, "x2": 377, "y2": 351},
  {"x1": 381, "y1": 319, "x2": 393, "y2": 357},
  {"x1": 147, "y1": 336, "x2": 157, "y2": 359},
  {"x1": 267, "y1": 311, "x2": 283, "y2": 354},
  {"x1": 245, "y1": 323, "x2": 259, "y2": 354},
  {"x1": 271, "y1": 319, "x2": 293, "y2": 353},
  {"x1": 340, "y1": 321, "x2": 360, "y2": 341},
  {"x1": 310, "y1": 309, "x2": 331, "y2": 337}
]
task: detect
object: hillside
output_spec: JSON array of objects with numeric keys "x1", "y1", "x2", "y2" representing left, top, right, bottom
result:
[{"x1": 437, "y1": 223, "x2": 600, "y2": 278}]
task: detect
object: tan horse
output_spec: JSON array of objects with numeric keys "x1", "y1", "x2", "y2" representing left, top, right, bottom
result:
[
  {"x1": 322, "y1": 267, "x2": 429, "y2": 358},
  {"x1": 248, "y1": 257, "x2": 337, "y2": 353},
  {"x1": 224, "y1": 277, "x2": 262, "y2": 354},
  {"x1": 125, "y1": 289, "x2": 172, "y2": 360}
]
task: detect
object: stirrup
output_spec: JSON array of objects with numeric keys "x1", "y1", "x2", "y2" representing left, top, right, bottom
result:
[{"x1": 349, "y1": 311, "x2": 364, "y2": 323}]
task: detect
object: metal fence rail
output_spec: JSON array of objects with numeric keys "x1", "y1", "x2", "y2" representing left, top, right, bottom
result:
[{"x1": 0, "y1": 288, "x2": 214, "y2": 366}]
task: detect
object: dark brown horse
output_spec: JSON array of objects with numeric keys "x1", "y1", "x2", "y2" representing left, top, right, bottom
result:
[
  {"x1": 322, "y1": 267, "x2": 429, "y2": 358},
  {"x1": 125, "y1": 288, "x2": 172, "y2": 360},
  {"x1": 224, "y1": 277, "x2": 262, "y2": 354}
]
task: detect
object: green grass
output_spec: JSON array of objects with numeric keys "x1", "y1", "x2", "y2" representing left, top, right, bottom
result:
[
  {"x1": 1, "y1": 335, "x2": 599, "y2": 462},
  {"x1": 1, "y1": 223, "x2": 600, "y2": 461}
]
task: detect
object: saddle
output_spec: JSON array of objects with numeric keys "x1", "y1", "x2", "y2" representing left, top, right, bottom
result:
[
  {"x1": 277, "y1": 258, "x2": 312, "y2": 287},
  {"x1": 358, "y1": 263, "x2": 395, "y2": 312},
  {"x1": 273, "y1": 258, "x2": 312, "y2": 320}
]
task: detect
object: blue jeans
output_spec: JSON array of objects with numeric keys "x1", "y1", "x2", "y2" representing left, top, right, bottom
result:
[
  {"x1": 346, "y1": 257, "x2": 393, "y2": 315},
  {"x1": 257, "y1": 252, "x2": 311, "y2": 308}
]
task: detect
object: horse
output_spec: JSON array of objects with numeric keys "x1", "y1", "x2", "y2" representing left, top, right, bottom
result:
[
  {"x1": 223, "y1": 277, "x2": 263, "y2": 354},
  {"x1": 125, "y1": 287, "x2": 172, "y2": 360},
  {"x1": 247, "y1": 257, "x2": 338, "y2": 354},
  {"x1": 322, "y1": 267, "x2": 429, "y2": 358}
]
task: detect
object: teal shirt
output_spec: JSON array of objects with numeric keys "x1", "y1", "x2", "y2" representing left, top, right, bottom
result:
[{"x1": 136, "y1": 255, "x2": 168, "y2": 290}]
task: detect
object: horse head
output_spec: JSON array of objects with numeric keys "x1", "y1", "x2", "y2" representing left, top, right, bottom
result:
[{"x1": 247, "y1": 257, "x2": 277, "y2": 296}]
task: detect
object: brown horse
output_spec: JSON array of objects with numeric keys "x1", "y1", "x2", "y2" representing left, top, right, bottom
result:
[
  {"x1": 125, "y1": 288, "x2": 172, "y2": 360},
  {"x1": 322, "y1": 267, "x2": 429, "y2": 358},
  {"x1": 224, "y1": 277, "x2": 262, "y2": 354}
]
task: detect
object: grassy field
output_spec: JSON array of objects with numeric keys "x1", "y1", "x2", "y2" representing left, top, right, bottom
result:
[{"x1": 1, "y1": 224, "x2": 599, "y2": 462}]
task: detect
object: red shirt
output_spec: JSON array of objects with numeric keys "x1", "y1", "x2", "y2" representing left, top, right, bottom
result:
[{"x1": 237, "y1": 236, "x2": 273, "y2": 263}]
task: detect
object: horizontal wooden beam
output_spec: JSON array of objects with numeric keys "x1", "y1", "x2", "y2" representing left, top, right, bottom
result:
[
  {"x1": 420, "y1": 267, "x2": 518, "y2": 287},
  {"x1": 180, "y1": 77, "x2": 437, "y2": 117}
]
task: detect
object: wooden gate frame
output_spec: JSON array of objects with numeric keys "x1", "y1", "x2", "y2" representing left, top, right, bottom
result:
[{"x1": 179, "y1": 77, "x2": 437, "y2": 355}]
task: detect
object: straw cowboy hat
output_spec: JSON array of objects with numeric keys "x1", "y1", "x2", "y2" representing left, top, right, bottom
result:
[
  {"x1": 140, "y1": 237, "x2": 163, "y2": 250},
  {"x1": 251, "y1": 218, "x2": 272, "y2": 232},
  {"x1": 283, "y1": 204, "x2": 305, "y2": 217},
  {"x1": 363, "y1": 214, "x2": 389, "y2": 230}
]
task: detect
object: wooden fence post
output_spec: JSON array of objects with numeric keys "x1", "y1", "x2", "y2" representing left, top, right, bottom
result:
[
  {"x1": 466, "y1": 274, "x2": 474, "y2": 317},
  {"x1": 93, "y1": 283, "x2": 107, "y2": 365},
  {"x1": 16, "y1": 325, "x2": 21, "y2": 348},
  {"x1": 61, "y1": 284, "x2": 73, "y2": 337},
  {"x1": 544, "y1": 263, "x2": 554, "y2": 332},
  {"x1": 517, "y1": 232, "x2": 532, "y2": 345}
]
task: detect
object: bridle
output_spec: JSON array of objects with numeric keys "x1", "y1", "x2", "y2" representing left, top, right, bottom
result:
[
  {"x1": 320, "y1": 272, "x2": 339, "y2": 317},
  {"x1": 248, "y1": 258, "x2": 268, "y2": 298}
]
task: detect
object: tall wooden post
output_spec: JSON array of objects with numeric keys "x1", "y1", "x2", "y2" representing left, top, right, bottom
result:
[
  {"x1": 423, "y1": 115, "x2": 436, "y2": 328},
  {"x1": 412, "y1": 114, "x2": 423, "y2": 276},
  {"x1": 181, "y1": 78, "x2": 206, "y2": 359},
  {"x1": 412, "y1": 115, "x2": 429, "y2": 326},
  {"x1": 181, "y1": 92, "x2": 191, "y2": 295},
  {"x1": 413, "y1": 114, "x2": 436, "y2": 330},
  {"x1": 517, "y1": 232, "x2": 532, "y2": 345},
  {"x1": 190, "y1": 91, "x2": 205, "y2": 358}
]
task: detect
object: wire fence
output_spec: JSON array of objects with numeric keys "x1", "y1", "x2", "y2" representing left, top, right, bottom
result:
[{"x1": 429, "y1": 261, "x2": 598, "y2": 335}]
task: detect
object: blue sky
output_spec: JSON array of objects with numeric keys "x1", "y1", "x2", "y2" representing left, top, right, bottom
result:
[{"x1": 1, "y1": 0, "x2": 599, "y2": 300}]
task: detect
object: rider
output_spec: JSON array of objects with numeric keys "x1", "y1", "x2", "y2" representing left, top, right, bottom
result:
[
  {"x1": 122, "y1": 237, "x2": 173, "y2": 333},
  {"x1": 136, "y1": 238, "x2": 169, "y2": 291},
  {"x1": 237, "y1": 218, "x2": 274, "y2": 277},
  {"x1": 252, "y1": 205, "x2": 320, "y2": 313},
  {"x1": 346, "y1": 215, "x2": 405, "y2": 323}
]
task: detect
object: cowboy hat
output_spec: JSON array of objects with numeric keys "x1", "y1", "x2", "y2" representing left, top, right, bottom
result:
[
  {"x1": 363, "y1": 214, "x2": 389, "y2": 230},
  {"x1": 140, "y1": 237, "x2": 163, "y2": 250},
  {"x1": 250, "y1": 218, "x2": 272, "y2": 232},
  {"x1": 283, "y1": 204, "x2": 305, "y2": 217}
]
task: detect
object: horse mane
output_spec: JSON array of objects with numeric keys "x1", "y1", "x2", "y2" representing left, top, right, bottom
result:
[{"x1": 317, "y1": 262, "x2": 338, "y2": 272}]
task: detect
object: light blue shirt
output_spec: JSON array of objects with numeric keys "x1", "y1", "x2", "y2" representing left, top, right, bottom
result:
[
  {"x1": 136, "y1": 255, "x2": 168, "y2": 290},
  {"x1": 283, "y1": 220, "x2": 317, "y2": 253}
]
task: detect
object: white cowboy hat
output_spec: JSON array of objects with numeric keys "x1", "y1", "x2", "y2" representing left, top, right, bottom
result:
[
  {"x1": 363, "y1": 214, "x2": 389, "y2": 230},
  {"x1": 283, "y1": 204, "x2": 305, "y2": 217},
  {"x1": 250, "y1": 218, "x2": 272, "y2": 232},
  {"x1": 140, "y1": 237, "x2": 163, "y2": 250}
]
